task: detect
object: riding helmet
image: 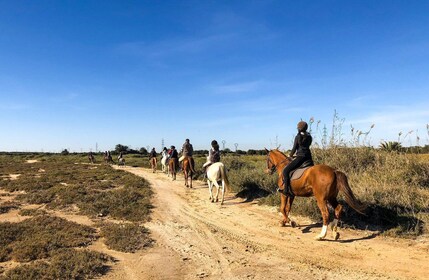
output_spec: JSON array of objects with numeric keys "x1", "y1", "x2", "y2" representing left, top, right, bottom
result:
[{"x1": 297, "y1": 121, "x2": 308, "y2": 132}]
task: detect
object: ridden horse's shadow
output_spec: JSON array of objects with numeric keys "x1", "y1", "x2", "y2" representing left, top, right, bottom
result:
[{"x1": 300, "y1": 222, "x2": 379, "y2": 242}]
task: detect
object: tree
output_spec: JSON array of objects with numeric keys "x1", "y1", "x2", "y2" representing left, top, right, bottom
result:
[
  {"x1": 115, "y1": 144, "x2": 129, "y2": 154},
  {"x1": 139, "y1": 147, "x2": 148, "y2": 155},
  {"x1": 61, "y1": 149, "x2": 69, "y2": 155}
]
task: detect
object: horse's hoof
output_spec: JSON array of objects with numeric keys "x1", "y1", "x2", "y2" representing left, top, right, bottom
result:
[
  {"x1": 279, "y1": 221, "x2": 286, "y2": 227},
  {"x1": 290, "y1": 221, "x2": 297, "y2": 228},
  {"x1": 314, "y1": 236, "x2": 324, "y2": 241},
  {"x1": 333, "y1": 232, "x2": 340, "y2": 240}
]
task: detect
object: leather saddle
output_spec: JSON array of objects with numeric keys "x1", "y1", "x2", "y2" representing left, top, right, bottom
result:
[{"x1": 290, "y1": 159, "x2": 314, "y2": 180}]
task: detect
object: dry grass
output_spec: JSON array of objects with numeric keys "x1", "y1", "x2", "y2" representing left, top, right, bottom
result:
[{"x1": 100, "y1": 222, "x2": 152, "y2": 253}]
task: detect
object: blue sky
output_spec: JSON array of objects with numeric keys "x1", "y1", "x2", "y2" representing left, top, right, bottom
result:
[{"x1": 0, "y1": 0, "x2": 428, "y2": 152}]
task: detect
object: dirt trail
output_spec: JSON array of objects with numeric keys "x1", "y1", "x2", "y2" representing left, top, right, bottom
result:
[{"x1": 97, "y1": 166, "x2": 428, "y2": 280}]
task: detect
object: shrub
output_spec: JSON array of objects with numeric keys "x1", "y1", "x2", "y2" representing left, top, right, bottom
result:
[{"x1": 100, "y1": 223, "x2": 151, "y2": 253}]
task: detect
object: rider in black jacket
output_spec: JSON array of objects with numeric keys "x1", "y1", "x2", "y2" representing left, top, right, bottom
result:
[{"x1": 282, "y1": 121, "x2": 314, "y2": 196}]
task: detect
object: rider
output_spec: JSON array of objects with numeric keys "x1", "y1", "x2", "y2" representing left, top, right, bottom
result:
[
  {"x1": 203, "y1": 140, "x2": 221, "y2": 169},
  {"x1": 169, "y1": 145, "x2": 178, "y2": 158},
  {"x1": 149, "y1": 147, "x2": 157, "y2": 159},
  {"x1": 161, "y1": 147, "x2": 168, "y2": 158},
  {"x1": 178, "y1": 139, "x2": 193, "y2": 167},
  {"x1": 282, "y1": 121, "x2": 314, "y2": 196}
]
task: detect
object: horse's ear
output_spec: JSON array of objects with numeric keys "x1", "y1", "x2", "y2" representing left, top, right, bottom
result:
[
  {"x1": 276, "y1": 145, "x2": 281, "y2": 150},
  {"x1": 264, "y1": 148, "x2": 269, "y2": 153}
]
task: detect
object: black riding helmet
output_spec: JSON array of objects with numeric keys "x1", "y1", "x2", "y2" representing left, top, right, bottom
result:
[{"x1": 297, "y1": 121, "x2": 308, "y2": 132}]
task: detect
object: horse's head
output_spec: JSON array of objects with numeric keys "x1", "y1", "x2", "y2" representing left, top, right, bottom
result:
[
  {"x1": 264, "y1": 148, "x2": 276, "y2": 175},
  {"x1": 264, "y1": 148, "x2": 289, "y2": 175}
]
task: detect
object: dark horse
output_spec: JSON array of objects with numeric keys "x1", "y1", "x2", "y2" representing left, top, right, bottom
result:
[
  {"x1": 182, "y1": 156, "x2": 196, "y2": 188},
  {"x1": 88, "y1": 153, "x2": 95, "y2": 164},
  {"x1": 169, "y1": 158, "x2": 178, "y2": 181},
  {"x1": 265, "y1": 149, "x2": 366, "y2": 240},
  {"x1": 104, "y1": 154, "x2": 114, "y2": 165}
]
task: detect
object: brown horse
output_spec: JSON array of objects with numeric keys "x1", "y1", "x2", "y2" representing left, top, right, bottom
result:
[
  {"x1": 88, "y1": 153, "x2": 95, "y2": 164},
  {"x1": 182, "y1": 156, "x2": 196, "y2": 188},
  {"x1": 150, "y1": 157, "x2": 157, "y2": 173},
  {"x1": 265, "y1": 149, "x2": 366, "y2": 240},
  {"x1": 169, "y1": 158, "x2": 178, "y2": 180}
]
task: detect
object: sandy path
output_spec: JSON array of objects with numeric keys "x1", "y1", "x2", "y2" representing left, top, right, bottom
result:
[{"x1": 96, "y1": 166, "x2": 428, "y2": 280}]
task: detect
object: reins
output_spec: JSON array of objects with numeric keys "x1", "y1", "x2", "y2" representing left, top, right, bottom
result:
[{"x1": 267, "y1": 152, "x2": 290, "y2": 174}]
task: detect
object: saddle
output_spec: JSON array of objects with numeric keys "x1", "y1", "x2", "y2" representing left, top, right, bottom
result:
[{"x1": 289, "y1": 159, "x2": 314, "y2": 181}]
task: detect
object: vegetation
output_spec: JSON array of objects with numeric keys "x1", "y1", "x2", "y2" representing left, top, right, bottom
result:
[
  {"x1": 0, "y1": 154, "x2": 153, "y2": 278},
  {"x1": 0, "y1": 249, "x2": 112, "y2": 280},
  {"x1": 100, "y1": 222, "x2": 151, "y2": 253}
]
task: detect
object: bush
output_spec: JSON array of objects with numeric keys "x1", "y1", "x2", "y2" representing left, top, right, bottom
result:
[{"x1": 100, "y1": 223, "x2": 151, "y2": 253}]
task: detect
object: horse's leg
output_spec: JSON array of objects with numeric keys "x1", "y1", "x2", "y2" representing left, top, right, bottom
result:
[
  {"x1": 328, "y1": 197, "x2": 342, "y2": 240},
  {"x1": 279, "y1": 194, "x2": 288, "y2": 227},
  {"x1": 213, "y1": 180, "x2": 221, "y2": 203},
  {"x1": 315, "y1": 198, "x2": 330, "y2": 240},
  {"x1": 220, "y1": 179, "x2": 225, "y2": 205},
  {"x1": 285, "y1": 195, "x2": 296, "y2": 227},
  {"x1": 208, "y1": 180, "x2": 214, "y2": 202}
]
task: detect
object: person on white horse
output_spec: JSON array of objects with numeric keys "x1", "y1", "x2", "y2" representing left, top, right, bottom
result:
[
  {"x1": 203, "y1": 140, "x2": 221, "y2": 170},
  {"x1": 161, "y1": 147, "x2": 169, "y2": 173},
  {"x1": 117, "y1": 151, "x2": 125, "y2": 166},
  {"x1": 203, "y1": 140, "x2": 229, "y2": 204},
  {"x1": 179, "y1": 138, "x2": 193, "y2": 170}
]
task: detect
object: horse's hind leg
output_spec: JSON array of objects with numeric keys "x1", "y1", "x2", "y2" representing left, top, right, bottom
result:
[
  {"x1": 315, "y1": 198, "x2": 330, "y2": 241},
  {"x1": 213, "y1": 180, "x2": 221, "y2": 203},
  {"x1": 208, "y1": 180, "x2": 214, "y2": 202},
  {"x1": 328, "y1": 198, "x2": 343, "y2": 240},
  {"x1": 220, "y1": 180, "x2": 225, "y2": 205}
]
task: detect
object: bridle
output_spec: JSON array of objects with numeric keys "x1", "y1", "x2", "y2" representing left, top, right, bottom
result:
[{"x1": 266, "y1": 152, "x2": 290, "y2": 175}]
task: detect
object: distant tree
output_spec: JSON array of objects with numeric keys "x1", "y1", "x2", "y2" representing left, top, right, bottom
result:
[
  {"x1": 223, "y1": 148, "x2": 232, "y2": 153},
  {"x1": 115, "y1": 144, "x2": 129, "y2": 154},
  {"x1": 247, "y1": 149, "x2": 257, "y2": 155},
  {"x1": 139, "y1": 147, "x2": 148, "y2": 155},
  {"x1": 61, "y1": 149, "x2": 70, "y2": 155}
]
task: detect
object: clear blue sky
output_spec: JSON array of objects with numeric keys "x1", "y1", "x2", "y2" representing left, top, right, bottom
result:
[{"x1": 1, "y1": 0, "x2": 428, "y2": 152}]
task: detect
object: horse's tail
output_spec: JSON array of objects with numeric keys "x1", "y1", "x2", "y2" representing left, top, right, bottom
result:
[
  {"x1": 335, "y1": 171, "x2": 366, "y2": 215},
  {"x1": 189, "y1": 157, "x2": 196, "y2": 174},
  {"x1": 220, "y1": 164, "x2": 230, "y2": 193}
]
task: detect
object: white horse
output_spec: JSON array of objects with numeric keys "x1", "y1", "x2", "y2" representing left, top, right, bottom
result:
[
  {"x1": 118, "y1": 157, "x2": 125, "y2": 167},
  {"x1": 206, "y1": 162, "x2": 230, "y2": 205},
  {"x1": 161, "y1": 151, "x2": 169, "y2": 174}
]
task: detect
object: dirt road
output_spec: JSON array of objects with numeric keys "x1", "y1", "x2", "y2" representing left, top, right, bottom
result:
[{"x1": 99, "y1": 166, "x2": 428, "y2": 280}]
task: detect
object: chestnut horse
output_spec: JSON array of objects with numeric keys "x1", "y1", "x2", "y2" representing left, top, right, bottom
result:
[
  {"x1": 265, "y1": 149, "x2": 365, "y2": 240},
  {"x1": 150, "y1": 157, "x2": 157, "y2": 173},
  {"x1": 182, "y1": 156, "x2": 196, "y2": 188},
  {"x1": 169, "y1": 158, "x2": 178, "y2": 180}
]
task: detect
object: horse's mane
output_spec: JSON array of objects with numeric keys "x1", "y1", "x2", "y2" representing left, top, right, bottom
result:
[{"x1": 272, "y1": 149, "x2": 287, "y2": 159}]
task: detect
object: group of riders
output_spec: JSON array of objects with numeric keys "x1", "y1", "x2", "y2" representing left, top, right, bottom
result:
[
  {"x1": 148, "y1": 138, "x2": 222, "y2": 174},
  {"x1": 90, "y1": 121, "x2": 313, "y2": 197},
  {"x1": 149, "y1": 120, "x2": 313, "y2": 197}
]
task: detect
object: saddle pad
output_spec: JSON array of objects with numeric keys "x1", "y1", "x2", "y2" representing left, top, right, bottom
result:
[{"x1": 290, "y1": 166, "x2": 312, "y2": 181}]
